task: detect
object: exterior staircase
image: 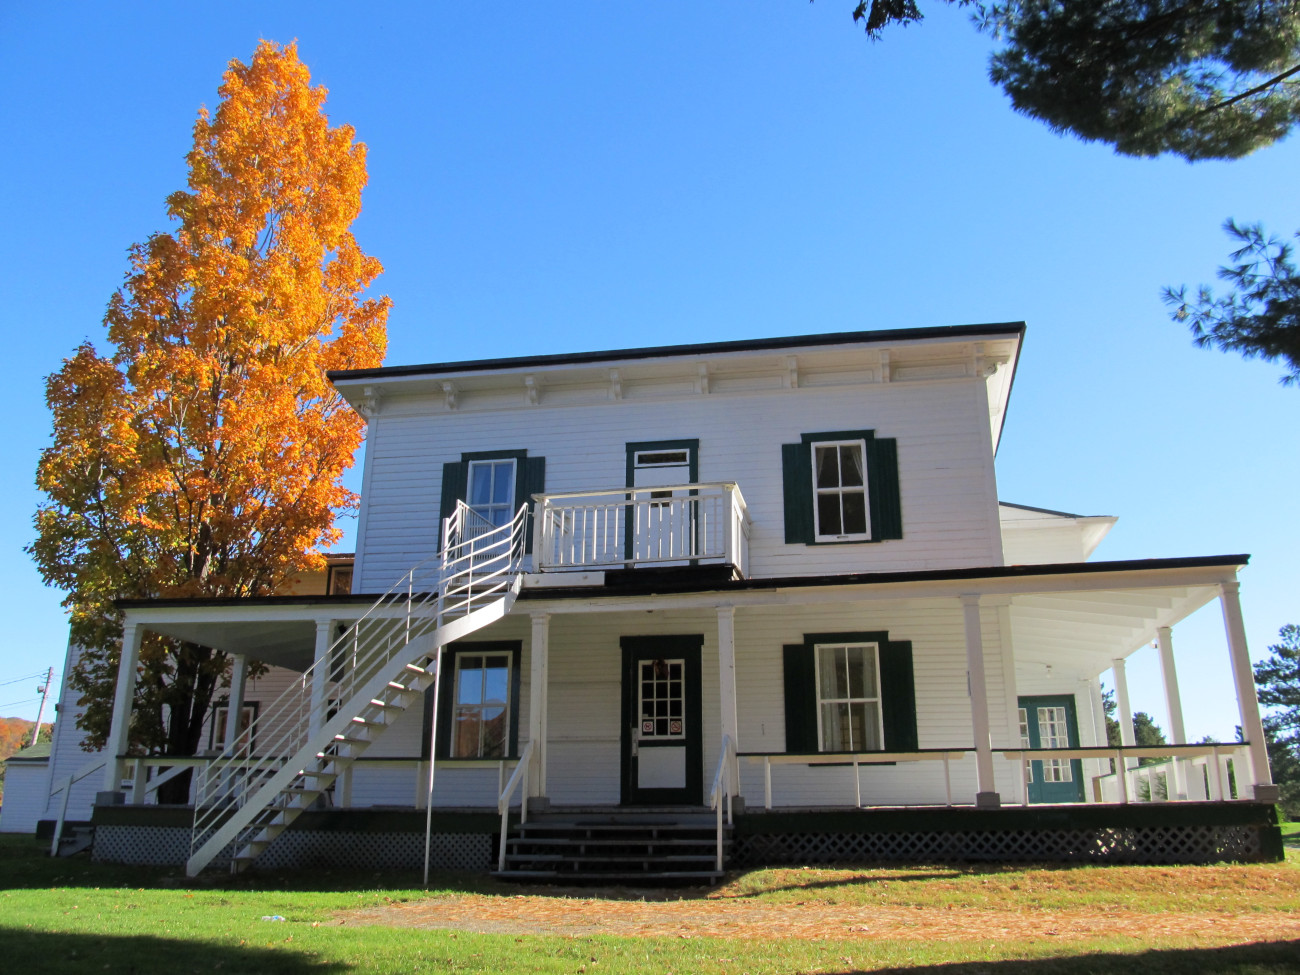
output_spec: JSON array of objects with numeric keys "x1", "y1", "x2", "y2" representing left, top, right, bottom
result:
[
  {"x1": 494, "y1": 809, "x2": 730, "y2": 885},
  {"x1": 185, "y1": 502, "x2": 528, "y2": 877}
]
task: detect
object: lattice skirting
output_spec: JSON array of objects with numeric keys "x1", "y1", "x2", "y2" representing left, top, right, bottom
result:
[
  {"x1": 733, "y1": 825, "x2": 1264, "y2": 867},
  {"x1": 93, "y1": 826, "x2": 492, "y2": 872}
]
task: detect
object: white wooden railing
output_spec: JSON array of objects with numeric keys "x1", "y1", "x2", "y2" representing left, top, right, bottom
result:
[
  {"x1": 48, "y1": 758, "x2": 107, "y2": 855},
  {"x1": 497, "y1": 740, "x2": 535, "y2": 871},
  {"x1": 1087, "y1": 743, "x2": 1253, "y2": 803},
  {"x1": 744, "y1": 742, "x2": 1259, "y2": 809},
  {"x1": 708, "y1": 735, "x2": 736, "y2": 871},
  {"x1": 534, "y1": 483, "x2": 750, "y2": 573}
]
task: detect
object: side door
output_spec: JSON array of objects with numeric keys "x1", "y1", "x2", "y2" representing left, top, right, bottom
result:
[
  {"x1": 620, "y1": 635, "x2": 703, "y2": 805},
  {"x1": 1018, "y1": 694, "x2": 1085, "y2": 803},
  {"x1": 625, "y1": 440, "x2": 698, "y2": 566}
]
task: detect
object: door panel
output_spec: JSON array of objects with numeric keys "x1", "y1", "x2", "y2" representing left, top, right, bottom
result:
[
  {"x1": 1018, "y1": 694, "x2": 1085, "y2": 804},
  {"x1": 620, "y1": 636, "x2": 703, "y2": 805}
]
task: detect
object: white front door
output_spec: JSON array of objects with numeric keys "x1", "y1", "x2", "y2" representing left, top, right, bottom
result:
[{"x1": 630, "y1": 447, "x2": 694, "y2": 565}]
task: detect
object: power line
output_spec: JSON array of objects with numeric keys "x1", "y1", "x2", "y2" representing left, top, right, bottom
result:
[
  {"x1": 0, "y1": 697, "x2": 40, "y2": 710},
  {"x1": 0, "y1": 672, "x2": 49, "y2": 688}
]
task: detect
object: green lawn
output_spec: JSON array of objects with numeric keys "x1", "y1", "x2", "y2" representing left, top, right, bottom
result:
[{"x1": 1, "y1": 834, "x2": 1297, "y2": 974}]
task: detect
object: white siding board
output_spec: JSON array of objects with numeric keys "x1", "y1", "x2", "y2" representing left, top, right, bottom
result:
[{"x1": 358, "y1": 378, "x2": 1004, "y2": 590}]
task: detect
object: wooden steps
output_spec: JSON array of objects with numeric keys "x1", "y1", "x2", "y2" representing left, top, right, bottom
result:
[{"x1": 494, "y1": 810, "x2": 730, "y2": 886}]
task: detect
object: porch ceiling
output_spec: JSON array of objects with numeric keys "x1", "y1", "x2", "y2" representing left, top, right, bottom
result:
[
  {"x1": 1008, "y1": 584, "x2": 1220, "y2": 672},
  {"x1": 138, "y1": 618, "x2": 319, "y2": 671}
]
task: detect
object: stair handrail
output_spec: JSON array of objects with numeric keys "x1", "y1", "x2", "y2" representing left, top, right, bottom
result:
[
  {"x1": 496, "y1": 738, "x2": 535, "y2": 871},
  {"x1": 708, "y1": 734, "x2": 736, "y2": 872},
  {"x1": 190, "y1": 501, "x2": 529, "y2": 857},
  {"x1": 49, "y1": 758, "x2": 107, "y2": 856}
]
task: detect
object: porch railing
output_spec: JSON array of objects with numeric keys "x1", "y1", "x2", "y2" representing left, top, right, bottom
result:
[
  {"x1": 534, "y1": 482, "x2": 750, "y2": 573},
  {"x1": 708, "y1": 735, "x2": 736, "y2": 871},
  {"x1": 744, "y1": 742, "x2": 1258, "y2": 809}
]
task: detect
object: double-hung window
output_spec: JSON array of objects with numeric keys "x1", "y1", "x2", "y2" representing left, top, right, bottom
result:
[
  {"x1": 781, "y1": 429, "x2": 901, "y2": 544},
  {"x1": 812, "y1": 440, "x2": 870, "y2": 541},
  {"x1": 783, "y1": 629, "x2": 916, "y2": 755},
  {"x1": 815, "y1": 642, "x2": 884, "y2": 751},
  {"x1": 467, "y1": 458, "x2": 516, "y2": 531},
  {"x1": 451, "y1": 651, "x2": 512, "y2": 759}
]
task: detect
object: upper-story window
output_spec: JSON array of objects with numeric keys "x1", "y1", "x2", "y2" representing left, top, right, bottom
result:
[
  {"x1": 812, "y1": 441, "x2": 870, "y2": 541},
  {"x1": 440, "y1": 451, "x2": 545, "y2": 550},
  {"x1": 782, "y1": 429, "x2": 902, "y2": 545},
  {"x1": 467, "y1": 458, "x2": 517, "y2": 529}
]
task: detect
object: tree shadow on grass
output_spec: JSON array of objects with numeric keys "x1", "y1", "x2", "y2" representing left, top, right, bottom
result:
[
  {"x1": 0, "y1": 928, "x2": 347, "y2": 975},
  {"x1": 846, "y1": 939, "x2": 1300, "y2": 974}
]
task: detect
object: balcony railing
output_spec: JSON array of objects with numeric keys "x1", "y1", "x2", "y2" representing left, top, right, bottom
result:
[{"x1": 534, "y1": 482, "x2": 751, "y2": 573}]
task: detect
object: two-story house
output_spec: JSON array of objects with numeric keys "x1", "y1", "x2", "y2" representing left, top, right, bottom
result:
[{"x1": 67, "y1": 323, "x2": 1283, "y2": 880}]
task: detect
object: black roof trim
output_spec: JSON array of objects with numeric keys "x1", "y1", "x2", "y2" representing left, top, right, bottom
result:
[
  {"x1": 117, "y1": 593, "x2": 379, "y2": 610},
  {"x1": 327, "y1": 322, "x2": 1027, "y2": 383},
  {"x1": 517, "y1": 553, "x2": 1248, "y2": 601}
]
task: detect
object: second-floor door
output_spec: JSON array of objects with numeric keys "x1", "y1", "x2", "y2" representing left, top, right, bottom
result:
[{"x1": 626, "y1": 440, "x2": 698, "y2": 567}]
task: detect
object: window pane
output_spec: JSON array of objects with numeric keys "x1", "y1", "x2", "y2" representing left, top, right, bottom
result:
[
  {"x1": 482, "y1": 656, "x2": 509, "y2": 705},
  {"x1": 841, "y1": 492, "x2": 867, "y2": 535},
  {"x1": 815, "y1": 446, "x2": 840, "y2": 488},
  {"x1": 453, "y1": 707, "x2": 481, "y2": 757},
  {"x1": 859, "y1": 702, "x2": 882, "y2": 750},
  {"x1": 839, "y1": 445, "x2": 864, "y2": 487},
  {"x1": 469, "y1": 469, "x2": 493, "y2": 506},
  {"x1": 480, "y1": 706, "x2": 507, "y2": 757},
  {"x1": 821, "y1": 702, "x2": 849, "y2": 750},
  {"x1": 817, "y1": 494, "x2": 842, "y2": 535},
  {"x1": 491, "y1": 463, "x2": 513, "y2": 503},
  {"x1": 456, "y1": 658, "x2": 483, "y2": 705},
  {"x1": 818, "y1": 647, "x2": 842, "y2": 699}
]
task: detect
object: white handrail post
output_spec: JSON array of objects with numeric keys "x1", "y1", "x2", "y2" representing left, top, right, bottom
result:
[
  {"x1": 764, "y1": 757, "x2": 772, "y2": 810},
  {"x1": 944, "y1": 753, "x2": 954, "y2": 807},
  {"x1": 131, "y1": 758, "x2": 145, "y2": 805},
  {"x1": 1116, "y1": 750, "x2": 1129, "y2": 804},
  {"x1": 51, "y1": 774, "x2": 73, "y2": 856},
  {"x1": 853, "y1": 757, "x2": 862, "y2": 809}
]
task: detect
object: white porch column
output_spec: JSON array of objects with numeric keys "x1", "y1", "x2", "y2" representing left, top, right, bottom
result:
[
  {"x1": 1087, "y1": 678, "x2": 1110, "y2": 801},
  {"x1": 224, "y1": 653, "x2": 249, "y2": 753},
  {"x1": 961, "y1": 594, "x2": 1000, "y2": 808},
  {"x1": 528, "y1": 612, "x2": 550, "y2": 804},
  {"x1": 1219, "y1": 581, "x2": 1278, "y2": 800},
  {"x1": 717, "y1": 605, "x2": 740, "y2": 796},
  {"x1": 995, "y1": 603, "x2": 1025, "y2": 805},
  {"x1": 1155, "y1": 626, "x2": 1189, "y2": 800},
  {"x1": 102, "y1": 621, "x2": 144, "y2": 795},
  {"x1": 1111, "y1": 657, "x2": 1138, "y2": 772},
  {"x1": 309, "y1": 619, "x2": 335, "y2": 737}
]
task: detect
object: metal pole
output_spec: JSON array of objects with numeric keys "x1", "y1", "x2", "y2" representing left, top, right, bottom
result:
[{"x1": 422, "y1": 645, "x2": 444, "y2": 889}]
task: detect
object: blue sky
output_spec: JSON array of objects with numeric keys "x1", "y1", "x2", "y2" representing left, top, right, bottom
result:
[{"x1": 0, "y1": 2, "x2": 1295, "y2": 742}]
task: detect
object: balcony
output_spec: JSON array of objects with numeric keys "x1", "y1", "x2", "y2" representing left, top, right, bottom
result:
[{"x1": 533, "y1": 482, "x2": 750, "y2": 575}]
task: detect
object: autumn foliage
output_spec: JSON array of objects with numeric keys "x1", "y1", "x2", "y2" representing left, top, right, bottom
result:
[{"x1": 28, "y1": 42, "x2": 387, "y2": 763}]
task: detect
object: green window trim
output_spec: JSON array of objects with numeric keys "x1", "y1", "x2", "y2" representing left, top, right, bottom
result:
[
  {"x1": 422, "y1": 640, "x2": 523, "y2": 760},
  {"x1": 781, "y1": 430, "x2": 901, "y2": 544},
  {"x1": 439, "y1": 449, "x2": 545, "y2": 550},
  {"x1": 782, "y1": 630, "x2": 917, "y2": 754}
]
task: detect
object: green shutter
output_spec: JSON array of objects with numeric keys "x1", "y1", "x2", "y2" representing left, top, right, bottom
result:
[
  {"x1": 867, "y1": 437, "x2": 902, "y2": 540},
  {"x1": 781, "y1": 442, "x2": 813, "y2": 544},
  {"x1": 439, "y1": 460, "x2": 468, "y2": 529},
  {"x1": 782, "y1": 644, "x2": 818, "y2": 753},
  {"x1": 880, "y1": 639, "x2": 917, "y2": 751},
  {"x1": 520, "y1": 456, "x2": 546, "y2": 550}
]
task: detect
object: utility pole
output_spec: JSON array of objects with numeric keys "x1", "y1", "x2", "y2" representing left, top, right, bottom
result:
[{"x1": 30, "y1": 667, "x2": 53, "y2": 747}]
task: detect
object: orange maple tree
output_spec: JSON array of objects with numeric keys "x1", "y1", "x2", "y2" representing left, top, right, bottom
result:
[{"x1": 28, "y1": 41, "x2": 388, "y2": 775}]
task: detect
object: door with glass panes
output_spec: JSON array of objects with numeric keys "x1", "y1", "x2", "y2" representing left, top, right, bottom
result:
[
  {"x1": 620, "y1": 636, "x2": 703, "y2": 805},
  {"x1": 1018, "y1": 695, "x2": 1085, "y2": 803}
]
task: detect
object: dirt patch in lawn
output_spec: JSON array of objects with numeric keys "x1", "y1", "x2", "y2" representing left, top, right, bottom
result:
[{"x1": 342, "y1": 889, "x2": 1300, "y2": 945}]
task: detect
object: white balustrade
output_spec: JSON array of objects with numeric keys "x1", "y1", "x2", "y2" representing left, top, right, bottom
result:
[{"x1": 534, "y1": 482, "x2": 751, "y2": 572}]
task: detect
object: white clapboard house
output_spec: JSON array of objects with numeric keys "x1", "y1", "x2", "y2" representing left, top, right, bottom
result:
[{"x1": 56, "y1": 324, "x2": 1282, "y2": 880}]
